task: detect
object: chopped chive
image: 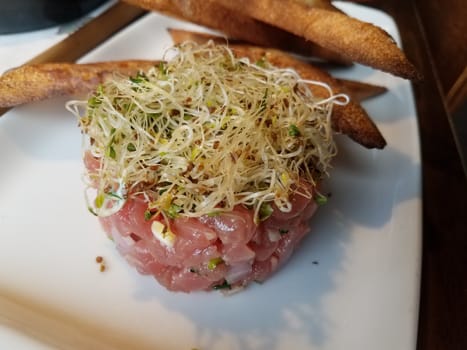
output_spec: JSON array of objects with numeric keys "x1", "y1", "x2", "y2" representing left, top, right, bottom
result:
[
  {"x1": 144, "y1": 209, "x2": 153, "y2": 221},
  {"x1": 95, "y1": 193, "x2": 105, "y2": 209},
  {"x1": 279, "y1": 228, "x2": 289, "y2": 235},
  {"x1": 255, "y1": 57, "x2": 267, "y2": 68},
  {"x1": 88, "y1": 96, "x2": 101, "y2": 107},
  {"x1": 190, "y1": 146, "x2": 201, "y2": 161},
  {"x1": 158, "y1": 62, "x2": 167, "y2": 76},
  {"x1": 288, "y1": 124, "x2": 301, "y2": 137},
  {"x1": 129, "y1": 71, "x2": 148, "y2": 84},
  {"x1": 88, "y1": 207, "x2": 98, "y2": 216},
  {"x1": 107, "y1": 191, "x2": 123, "y2": 200},
  {"x1": 213, "y1": 280, "x2": 231, "y2": 290},
  {"x1": 259, "y1": 202, "x2": 273, "y2": 221},
  {"x1": 127, "y1": 142, "x2": 136, "y2": 152},
  {"x1": 107, "y1": 145, "x2": 116, "y2": 159},
  {"x1": 314, "y1": 193, "x2": 328, "y2": 205},
  {"x1": 208, "y1": 257, "x2": 224, "y2": 270},
  {"x1": 166, "y1": 204, "x2": 182, "y2": 219},
  {"x1": 258, "y1": 88, "x2": 268, "y2": 113}
]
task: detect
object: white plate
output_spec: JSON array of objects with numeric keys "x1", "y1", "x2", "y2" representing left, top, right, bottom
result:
[{"x1": 0, "y1": 2, "x2": 421, "y2": 349}]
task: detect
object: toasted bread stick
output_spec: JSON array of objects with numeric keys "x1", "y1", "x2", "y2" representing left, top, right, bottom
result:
[
  {"x1": 122, "y1": 0, "x2": 350, "y2": 65},
  {"x1": 214, "y1": 0, "x2": 421, "y2": 80},
  {"x1": 335, "y1": 78, "x2": 387, "y2": 102},
  {"x1": 168, "y1": 28, "x2": 387, "y2": 102},
  {"x1": 0, "y1": 61, "x2": 158, "y2": 108}
]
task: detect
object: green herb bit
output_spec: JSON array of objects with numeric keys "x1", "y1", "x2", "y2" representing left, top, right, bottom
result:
[
  {"x1": 94, "y1": 193, "x2": 105, "y2": 209},
  {"x1": 127, "y1": 142, "x2": 136, "y2": 152},
  {"x1": 144, "y1": 210, "x2": 153, "y2": 221},
  {"x1": 106, "y1": 145, "x2": 116, "y2": 160},
  {"x1": 213, "y1": 280, "x2": 231, "y2": 290},
  {"x1": 207, "y1": 211, "x2": 221, "y2": 217},
  {"x1": 88, "y1": 95, "x2": 102, "y2": 108},
  {"x1": 206, "y1": 99, "x2": 215, "y2": 108},
  {"x1": 88, "y1": 207, "x2": 98, "y2": 216},
  {"x1": 255, "y1": 56, "x2": 267, "y2": 68},
  {"x1": 167, "y1": 204, "x2": 182, "y2": 219},
  {"x1": 129, "y1": 71, "x2": 148, "y2": 84},
  {"x1": 258, "y1": 88, "x2": 268, "y2": 113},
  {"x1": 314, "y1": 192, "x2": 328, "y2": 206},
  {"x1": 158, "y1": 62, "x2": 167, "y2": 76},
  {"x1": 158, "y1": 188, "x2": 169, "y2": 195},
  {"x1": 259, "y1": 202, "x2": 273, "y2": 221},
  {"x1": 208, "y1": 257, "x2": 224, "y2": 271},
  {"x1": 107, "y1": 191, "x2": 123, "y2": 200},
  {"x1": 106, "y1": 130, "x2": 118, "y2": 159},
  {"x1": 279, "y1": 228, "x2": 289, "y2": 235},
  {"x1": 288, "y1": 124, "x2": 301, "y2": 137}
]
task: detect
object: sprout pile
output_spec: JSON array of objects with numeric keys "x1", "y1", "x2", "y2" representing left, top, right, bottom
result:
[{"x1": 67, "y1": 42, "x2": 348, "y2": 222}]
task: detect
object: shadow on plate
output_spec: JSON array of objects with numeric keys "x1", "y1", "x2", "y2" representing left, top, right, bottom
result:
[{"x1": 121, "y1": 140, "x2": 420, "y2": 350}]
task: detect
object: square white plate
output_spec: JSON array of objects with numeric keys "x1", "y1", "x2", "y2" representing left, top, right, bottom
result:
[{"x1": 0, "y1": 2, "x2": 421, "y2": 349}]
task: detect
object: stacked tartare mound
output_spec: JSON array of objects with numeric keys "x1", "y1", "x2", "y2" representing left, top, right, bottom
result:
[{"x1": 100, "y1": 182, "x2": 317, "y2": 292}]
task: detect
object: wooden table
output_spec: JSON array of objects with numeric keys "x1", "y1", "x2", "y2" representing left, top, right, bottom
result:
[{"x1": 365, "y1": 0, "x2": 467, "y2": 349}]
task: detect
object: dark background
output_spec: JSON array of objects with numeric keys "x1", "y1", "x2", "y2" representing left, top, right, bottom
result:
[
  {"x1": 357, "y1": 0, "x2": 466, "y2": 349},
  {"x1": 0, "y1": 0, "x2": 107, "y2": 34}
]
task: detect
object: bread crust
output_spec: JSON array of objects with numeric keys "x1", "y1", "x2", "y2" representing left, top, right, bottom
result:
[
  {"x1": 215, "y1": 0, "x2": 421, "y2": 80},
  {"x1": 0, "y1": 61, "x2": 158, "y2": 108},
  {"x1": 122, "y1": 0, "x2": 350, "y2": 64}
]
